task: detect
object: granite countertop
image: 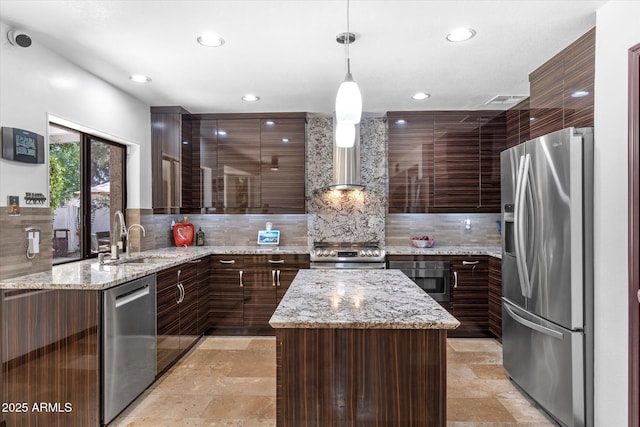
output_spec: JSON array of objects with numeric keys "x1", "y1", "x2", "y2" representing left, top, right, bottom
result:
[
  {"x1": 0, "y1": 244, "x2": 501, "y2": 291},
  {"x1": 385, "y1": 245, "x2": 502, "y2": 259},
  {"x1": 269, "y1": 269, "x2": 460, "y2": 330},
  {"x1": 0, "y1": 245, "x2": 308, "y2": 291}
]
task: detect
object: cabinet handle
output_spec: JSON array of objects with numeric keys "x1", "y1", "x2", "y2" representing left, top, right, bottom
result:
[
  {"x1": 179, "y1": 283, "x2": 185, "y2": 304},
  {"x1": 272, "y1": 270, "x2": 276, "y2": 287},
  {"x1": 175, "y1": 283, "x2": 182, "y2": 304},
  {"x1": 219, "y1": 259, "x2": 236, "y2": 264},
  {"x1": 462, "y1": 261, "x2": 479, "y2": 265},
  {"x1": 239, "y1": 270, "x2": 244, "y2": 287},
  {"x1": 268, "y1": 259, "x2": 285, "y2": 264},
  {"x1": 177, "y1": 269, "x2": 182, "y2": 282},
  {"x1": 453, "y1": 271, "x2": 458, "y2": 288},
  {"x1": 277, "y1": 269, "x2": 281, "y2": 287},
  {"x1": 189, "y1": 259, "x2": 202, "y2": 264}
]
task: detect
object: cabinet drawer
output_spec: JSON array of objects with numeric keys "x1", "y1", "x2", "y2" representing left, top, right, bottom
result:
[
  {"x1": 450, "y1": 257, "x2": 488, "y2": 271},
  {"x1": 244, "y1": 254, "x2": 309, "y2": 268},
  {"x1": 211, "y1": 255, "x2": 245, "y2": 269}
]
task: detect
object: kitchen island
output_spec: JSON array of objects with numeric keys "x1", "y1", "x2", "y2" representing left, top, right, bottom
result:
[{"x1": 269, "y1": 269, "x2": 460, "y2": 427}]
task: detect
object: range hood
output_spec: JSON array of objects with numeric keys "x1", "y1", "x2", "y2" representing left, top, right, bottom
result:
[{"x1": 329, "y1": 121, "x2": 364, "y2": 190}]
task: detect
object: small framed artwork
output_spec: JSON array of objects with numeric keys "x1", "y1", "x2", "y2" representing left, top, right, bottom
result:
[{"x1": 257, "y1": 229, "x2": 280, "y2": 245}]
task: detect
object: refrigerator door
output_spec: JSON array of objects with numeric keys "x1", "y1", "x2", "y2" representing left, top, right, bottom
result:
[
  {"x1": 519, "y1": 128, "x2": 588, "y2": 330},
  {"x1": 500, "y1": 144, "x2": 526, "y2": 309},
  {"x1": 502, "y1": 299, "x2": 585, "y2": 427}
]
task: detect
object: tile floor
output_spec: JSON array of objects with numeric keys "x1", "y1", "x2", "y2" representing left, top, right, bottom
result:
[{"x1": 109, "y1": 336, "x2": 557, "y2": 427}]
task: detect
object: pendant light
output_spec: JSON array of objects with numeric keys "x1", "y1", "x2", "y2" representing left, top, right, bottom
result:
[
  {"x1": 335, "y1": 121, "x2": 356, "y2": 148},
  {"x1": 335, "y1": 0, "x2": 362, "y2": 124}
]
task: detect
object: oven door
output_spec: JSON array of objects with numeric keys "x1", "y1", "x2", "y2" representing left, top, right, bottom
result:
[
  {"x1": 310, "y1": 261, "x2": 386, "y2": 269},
  {"x1": 388, "y1": 261, "x2": 450, "y2": 301}
]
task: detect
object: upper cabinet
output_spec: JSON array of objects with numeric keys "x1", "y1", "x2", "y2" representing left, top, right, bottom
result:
[
  {"x1": 388, "y1": 111, "x2": 507, "y2": 213},
  {"x1": 529, "y1": 28, "x2": 595, "y2": 139},
  {"x1": 151, "y1": 106, "x2": 190, "y2": 212},
  {"x1": 152, "y1": 112, "x2": 306, "y2": 214}
]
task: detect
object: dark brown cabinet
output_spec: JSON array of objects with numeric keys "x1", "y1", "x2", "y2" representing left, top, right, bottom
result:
[
  {"x1": 151, "y1": 106, "x2": 190, "y2": 212},
  {"x1": 182, "y1": 113, "x2": 306, "y2": 213},
  {"x1": 506, "y1": 98, "x2": 530, "y2": 148},
  {"x1": 156, "y1": 259, "x2": 206, "y2": 375},
  {"x1": 209, "y1": 253, "x2": 309, "y2": 333},
  {"x1": 388, "y1": 111, "x2": 507, "y2": 213},
  {"x1": 210, "y1": 255, "x2": 245, "y2": 329},
  {"x1": 529, "y1": 28, "x2": 595, "y2": 139},
  {"x1": 488, "y1": 256, "x2": 502, "y2": 341},
  {"x1": 449, "y1": 256, "x2": 491, "y2": 338}
]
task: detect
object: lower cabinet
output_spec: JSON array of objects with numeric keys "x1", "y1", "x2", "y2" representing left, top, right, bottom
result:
[
  {"x1": 488, "y1": 256, "x2": 502, "y2": 341},
  {"x1": 449, "y1": 256, "x2": 492, "y2": 338},
  {"x1": 156, "y1": 257, "x2": 208, "y2": 375},
  {"x1": 210, "y1": 254, "x2": 309, "y2": 334}
]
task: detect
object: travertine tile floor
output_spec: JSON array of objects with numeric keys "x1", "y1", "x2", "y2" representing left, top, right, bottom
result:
[{"x1": 110, "y1": 337, "x2": 557, "y2": 427}]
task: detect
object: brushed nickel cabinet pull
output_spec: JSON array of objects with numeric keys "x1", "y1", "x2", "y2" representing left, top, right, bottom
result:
[
  {"x1": 239, "y1": 270, "x2": 244, "y2": 287},
  {"x1": 272, "y1": 270, "x2": 276, "y2": 287},
  {"x1": 219, "y1": 259, "x2": 236, "y2": 264},
  {"x1": 277, "y1": 269, "x2": 281, "y2": 287},
  {"x1": 268, "y1": 259, "x2": 285, "y2": 264},
  {"x1": 453, "y1": 271, "x2": 458, "y2": 288},
  {"x1": 462, "y1": 260, "x2": 479, "y2": 265}
]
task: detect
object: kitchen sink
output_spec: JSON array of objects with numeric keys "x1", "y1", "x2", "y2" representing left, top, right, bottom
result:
[{"x1": 102, "y1": 256, "x2": 169, "y2": 266}]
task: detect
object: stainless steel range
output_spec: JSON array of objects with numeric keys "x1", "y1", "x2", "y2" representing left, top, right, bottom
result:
[{"x1": 310, "y1": 242, "x2": 386, "y2": 269}]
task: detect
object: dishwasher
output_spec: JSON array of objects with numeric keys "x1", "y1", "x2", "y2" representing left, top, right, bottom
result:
[{"x1": 102, "y1": 274, "x2": 157, "y2": 425}]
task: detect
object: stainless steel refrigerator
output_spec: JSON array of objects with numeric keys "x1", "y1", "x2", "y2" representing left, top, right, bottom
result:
[{"x1": 500, "y1": 127, "x2": 593, "y2": 427}]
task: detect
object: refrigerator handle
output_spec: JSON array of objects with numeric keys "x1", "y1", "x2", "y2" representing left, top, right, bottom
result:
[
  {"x1": 520, "y1": 154, "x2": 533, "y2": 298},
  {"x1": 504, "y1": 303, "x2": 564, "y2": 340},
  {"x1": 513, "y1": 154, "x2": 529, "y2": 298}
]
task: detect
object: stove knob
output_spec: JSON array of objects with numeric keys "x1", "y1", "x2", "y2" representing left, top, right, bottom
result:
[
  {"x1": 373, "y1": 250, "x2": 380, "y2": 257},
  {"x1": 322, "y1": 250, "x2": 330, "y2": 257},
  {"x1": 366, "y1": 250, "x2": 373, "y2": 257},
  {"x1": 359, "y1": 250, "x2": 366, "y2": 257},
  {"x1": 329, "y1": 250, "x2": 337, "y2": 257}
]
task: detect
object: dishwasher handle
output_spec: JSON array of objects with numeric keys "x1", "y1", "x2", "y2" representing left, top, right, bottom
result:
[{"x1": 115, "y1": 285, "x2": 150, "y2": 308}]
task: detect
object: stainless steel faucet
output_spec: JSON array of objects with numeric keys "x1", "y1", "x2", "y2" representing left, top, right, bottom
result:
[
  {"x1": 111, "y1": 210, "x2": 128, "y2": 259},
  {"x1": 126, "y1": 224, "x2": 146, "y2": 256}
]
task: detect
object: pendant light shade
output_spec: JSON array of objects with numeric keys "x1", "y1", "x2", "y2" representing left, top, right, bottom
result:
[
  {"x1": 335, "y1": 0, "x2": 362, "y2": 124},
  {"x1": 335, "y1": 121, "x2": 356, "y2": 148},
  {"x1": 335, "y1": 71, "x2": 362, "y2": 124}
]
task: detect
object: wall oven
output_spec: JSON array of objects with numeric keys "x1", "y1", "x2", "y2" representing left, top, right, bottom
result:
[{"x1": 387, "y1": 260, "x2": 450, "y2": 302}]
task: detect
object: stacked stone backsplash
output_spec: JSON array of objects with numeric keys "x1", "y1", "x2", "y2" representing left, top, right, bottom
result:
[
  {"x1": 306, "y1": 116, "x2": 387, "y2": 247},
  {"x1": 386, "y1": 213, "x2": 502, "y2": 248}
]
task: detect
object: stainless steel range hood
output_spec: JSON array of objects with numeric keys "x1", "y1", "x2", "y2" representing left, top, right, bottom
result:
[{"x1": 329, "y1": 120, "x2": 364, "y2": 190}]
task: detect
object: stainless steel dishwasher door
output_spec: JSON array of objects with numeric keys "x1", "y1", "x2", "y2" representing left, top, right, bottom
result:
[{"x1": 102, "y1": 274, "x2": 157, "y2": 425}]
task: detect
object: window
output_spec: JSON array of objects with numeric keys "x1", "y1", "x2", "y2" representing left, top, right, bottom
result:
[{"x1": 49, "y1": 123, "x2": 126, "y2": 264}]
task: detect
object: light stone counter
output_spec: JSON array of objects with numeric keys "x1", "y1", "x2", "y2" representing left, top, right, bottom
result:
[
  {"x1": 269, "y1": 269, "x2": 460, "y2": 329},
  {"x1": 0, "y1": 245, "x2": 308, "y2": 290},
  {"x1": 385, "y1": 245, "x2": 502, "y2": 259}
]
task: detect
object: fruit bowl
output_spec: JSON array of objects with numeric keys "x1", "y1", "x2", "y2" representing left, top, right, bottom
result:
[{"x1": 411, "y1": 236, "x2": 435, "y2": 248}]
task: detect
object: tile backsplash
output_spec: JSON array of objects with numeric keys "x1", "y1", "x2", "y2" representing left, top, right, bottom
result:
[{"x1": 386, "y1": 213, "x2": 502, "y2": 248}]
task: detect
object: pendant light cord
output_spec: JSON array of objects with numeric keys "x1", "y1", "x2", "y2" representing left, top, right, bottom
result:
[{"x1": 345, "y1": 0, "x2": 351, "y2": 75}]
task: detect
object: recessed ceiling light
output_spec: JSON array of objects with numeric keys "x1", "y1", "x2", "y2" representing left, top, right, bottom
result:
[
  {"x1": 395, "y1": 119, "x2": 407, "y2": 125},
  {"x1": 242, "y1": 94, "x2": 260, "y2": 102},
  {"x1": 197, "y1": 33, "x2": 225, "y2": 47},
  {"x1": 130, "y1": 74, "x2": 151, "y2": 83},
  {"x1": 446, "y1": 28, "x2": 476, "y2": 42},
  {"x1": 411, "y1": 92, "x2": 431, "y2": 100},
  {"x1": 571, "y1": 90, "x2": 590, "y2": 98}
]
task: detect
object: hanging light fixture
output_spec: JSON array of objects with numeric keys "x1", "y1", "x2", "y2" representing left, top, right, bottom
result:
[
  {"x1": 335, "y1": 121, "x2": 355, "y2": 148},
  {"x1": 335, "y1": 0, "x2": 362, "y2": 124}
]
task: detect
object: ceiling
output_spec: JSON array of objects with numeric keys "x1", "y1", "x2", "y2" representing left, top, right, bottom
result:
[{"x1": 0, "y1": 0, "x2": 605, "y2": 114}]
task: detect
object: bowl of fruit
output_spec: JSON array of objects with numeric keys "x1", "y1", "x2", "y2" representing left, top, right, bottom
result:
[{"x1": 411, "y1": 235, "x2": 435, "y2": 248}]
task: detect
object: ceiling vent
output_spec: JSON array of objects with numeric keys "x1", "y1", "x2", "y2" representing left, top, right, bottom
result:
[{"x1": 486, "y1": 95, "x2": 528, "y2": 105}]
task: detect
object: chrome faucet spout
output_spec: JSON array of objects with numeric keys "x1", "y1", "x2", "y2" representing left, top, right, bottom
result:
[
  {"x1": 126, "y1": 224, "x2": 146, "y2": 256},
  {"x1": 111, "y1": 210, "x2": 128, "y2": 259}
]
